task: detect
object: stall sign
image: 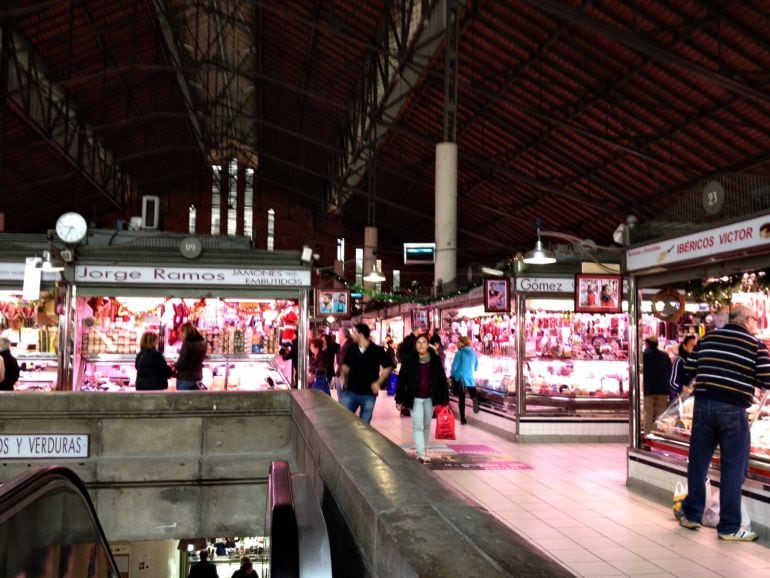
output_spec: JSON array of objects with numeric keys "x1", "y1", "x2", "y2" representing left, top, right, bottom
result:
[
  {"x1": 0, "y1": 434, "x2": 89, "y2": 459},
  {"x1": 627, "y1": 214, "x2": 770, "y2": 272},
  {"x1": 75, "y1": 265, "x2": 311, "y2": 287},
  {"x1": 515, "y1": 276, "x2": 574, "y2": 293},
  {"x1": 0, "y1": 262, "x2": 61, "y2": 282}
]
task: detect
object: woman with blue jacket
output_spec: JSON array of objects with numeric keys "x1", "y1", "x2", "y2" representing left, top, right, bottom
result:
[{"x1": 451, "y1": 335, "x2": 479, "y2": 424}]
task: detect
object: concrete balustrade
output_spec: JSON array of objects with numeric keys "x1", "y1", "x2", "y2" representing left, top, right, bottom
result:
[{"x1": 0, "y1": 391, "x2": 571, "y2": 576}]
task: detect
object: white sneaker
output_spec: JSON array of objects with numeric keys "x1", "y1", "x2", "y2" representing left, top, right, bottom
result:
[{"x1": 718, "y1": 528, "x2": 758, "y2": 541}]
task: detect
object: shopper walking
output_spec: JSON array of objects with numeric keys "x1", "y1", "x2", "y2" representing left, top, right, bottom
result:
[
  {"x1": 339, "y1": 323, "x2": 394, "y2": 424},
  {"x1": 397, "y1": 323, "x2": 425, "y2": 363},
  {"x1": 642, "y1": 335, "x2": 671, "y2": 433},
  {"x1": 231, "y1": 557, "x2": 257, "y2": 578},
  {"x1": 0, "y1": 337, "x2": 20, "y2": 391},
  {"x1": 135, "y1": 332, "x2": 173, "y2": 390},
  {"x1": 188, "y1": 550, "x2": 218, "y2": 578},
  {"x1": 669, "y1": 334, "x2": 697, "y2": 402},
  {"x1": 676, "y1": 304, "x2": 770, "y2": 541},
  {"x1": 451, "y1": 335, "x2": 479, "y2": 424},
  {"x1": 175, "y1": 322, "x2": 207, "y2": 390},
  {"x1": 395, "y1": 334, "x2": 450, "y2": 463}
]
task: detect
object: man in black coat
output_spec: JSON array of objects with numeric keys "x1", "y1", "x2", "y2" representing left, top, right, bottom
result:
[
  {"x1": 642, "y1": 335, "x2": 671, "y2": 433},
  {"x1": 188, "y1": 550, "x2": 218, "y2": 578}
]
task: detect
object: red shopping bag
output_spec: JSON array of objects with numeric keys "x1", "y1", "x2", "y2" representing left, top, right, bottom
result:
[{"x1": 435, "y1": 405, "x2": 456, "y2": 440}]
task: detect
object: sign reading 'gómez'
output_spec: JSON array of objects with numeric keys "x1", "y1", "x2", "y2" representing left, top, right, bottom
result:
[
  {"x1": 0, "y1": 434, "x2": 89, "y2": 459},
  {"x1": 75, "y1": 265, "x2": 311, "y2": 287}
]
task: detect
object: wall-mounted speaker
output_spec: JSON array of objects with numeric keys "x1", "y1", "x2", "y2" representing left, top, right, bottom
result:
[{"x1": 141, "y1": 195, "x2": 160, "y2": 229}]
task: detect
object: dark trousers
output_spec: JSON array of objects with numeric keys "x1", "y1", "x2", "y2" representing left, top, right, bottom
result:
[{"x1": 458, "y1": 386, "x2": 477, "y2": 422}]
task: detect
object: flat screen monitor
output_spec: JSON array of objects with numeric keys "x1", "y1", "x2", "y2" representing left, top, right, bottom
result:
[{"x1": 403, "y1": 243, "x2": 435, "y2": 265}]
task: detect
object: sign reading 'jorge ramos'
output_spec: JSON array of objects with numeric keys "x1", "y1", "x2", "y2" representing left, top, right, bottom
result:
[{"x1": 0, "y1": 434, "x2": 89, "y2": 459}]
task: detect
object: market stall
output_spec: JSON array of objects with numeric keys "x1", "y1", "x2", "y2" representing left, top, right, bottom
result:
[
  {"x1": 626, "y1": 212, "x2": 770, "y2": 500},
  {"x1": 0, "y1": 243, "x2": 63, "y2": 391},
  {"x1": 433, "y1": 277, "x2": 630, "y2": 441},
  {"x1": 2, "y1": 234, "x2": 311, "y2": 392}
]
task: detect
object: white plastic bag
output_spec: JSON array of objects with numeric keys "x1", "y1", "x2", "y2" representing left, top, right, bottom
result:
[{"x1": 702, "y1": 479, "x2": 720, "y2": 527}]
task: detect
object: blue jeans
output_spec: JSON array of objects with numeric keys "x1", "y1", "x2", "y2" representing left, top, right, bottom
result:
[
  {"x1": 682, "y1": 397, "x2": 751, "y2": 534},
  {"x1": 176, "y1": 379, "x2": 200, "y2": 390},
  {"x1": 340, "y1": 391, "x2": 377, "y2": 424},
  {"x1": 411, "y1": 397, "x2": 434, "y2": 458}
]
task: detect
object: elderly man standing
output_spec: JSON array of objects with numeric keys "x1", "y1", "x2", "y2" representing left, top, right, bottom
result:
[
  {"x1": 339, "y1": 323, "x2": 394, "y2": 424},
  {"x1": 676, "y1": 304, "x2": 770, "y2": 541}
]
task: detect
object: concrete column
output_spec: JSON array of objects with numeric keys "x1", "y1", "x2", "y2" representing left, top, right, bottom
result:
[
  {"x1": 435, "y1": 142, "x2": 457, "y2": 292},
  {"x1": 363, "y1": 226, "x2": 378, "y2": 300},
  {"x1": 267, "y1": 208, "x2": 275, "y2": 251}
]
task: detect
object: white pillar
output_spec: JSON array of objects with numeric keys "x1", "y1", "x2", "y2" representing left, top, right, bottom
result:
[
  {"x1": 266, "y1": 208, "x2": 275, "y2": 251},
  {"x1": 435, "y1": 142, "x2": 457, "y2": 292},
  {"x1": 363, "y1": 226, "x2": 378, "y2": 300}
]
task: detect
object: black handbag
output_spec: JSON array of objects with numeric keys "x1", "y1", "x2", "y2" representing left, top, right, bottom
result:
[{"x1": 451, "y1": 377, "x2": 463, "y2": 396}]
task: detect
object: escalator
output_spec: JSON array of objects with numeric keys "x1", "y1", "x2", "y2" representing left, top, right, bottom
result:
[
  {"x1": 1, "y1": 463, "x2": 333, "y2": 578},
  {"x1": 0, "y1": 466, "x2": 121, "y2": 578}
]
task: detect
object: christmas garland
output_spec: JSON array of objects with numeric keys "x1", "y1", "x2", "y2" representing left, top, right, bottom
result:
[
  {"x1": 683, "y1": 272, "x2": 769, "y2": 309},
  {"x1": 321, "y1": 270, "x2": 483, "y2": 306}
]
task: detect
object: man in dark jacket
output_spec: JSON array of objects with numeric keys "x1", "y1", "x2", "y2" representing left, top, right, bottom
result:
[
  {"x1": 397, "y1": 324, "x2": 425, "y2": 363},
  {"x1": 676, "y1": 305, "x2": 770, "y2": 541},
  {"x1": 642, "y1": 335, "x2": 671, "y2": 434},
  {"x1": 339, "y1": 323, "x2": 394, "y2": 424},
  {"x1": 0, "y1": 337, "x2": 20, "y2": 391},
  {"x1": 188, "y1": 550, "x2": 218, "y2": 578}
]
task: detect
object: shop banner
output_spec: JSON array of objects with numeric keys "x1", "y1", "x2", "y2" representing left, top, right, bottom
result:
[
  {"x1": 515, "y1": 276, "x2": 574, "y2": 293},
  {"x1": 627, "y1": 214, "x2": 770, "y2": 272},
  {"x1": 0, "y1": 434, "x2": 89, "y2": 459},
  {"x1": 0, "y1": 262, "x2": 60, "y2": 283},
  {"x1": 75, "y1": 265, "x2": 311, "y2": 287}
]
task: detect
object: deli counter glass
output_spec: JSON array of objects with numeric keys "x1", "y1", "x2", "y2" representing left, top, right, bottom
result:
[
  {"x1": 73, "y1": 295, "x2": 298, "y2": 391},
  {"x1": 647, "y1": 390, "x2": 770, "y2": 480}
]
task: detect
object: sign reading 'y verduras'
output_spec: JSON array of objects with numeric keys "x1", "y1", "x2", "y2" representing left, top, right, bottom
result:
[{"x1": 0, "y1": 434, "x2": 89, "y2": 459}]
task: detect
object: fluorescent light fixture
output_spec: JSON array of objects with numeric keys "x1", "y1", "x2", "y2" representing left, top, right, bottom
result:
[
  {"x1": 363, "y1": 264, "x2": 386, "y2": 283},
  {"x1": 523, "y1": 228, "x2": 556, "y2": 265},
  {"x1": 481, "y1": 266, "x2": 505, "y2": 276}
]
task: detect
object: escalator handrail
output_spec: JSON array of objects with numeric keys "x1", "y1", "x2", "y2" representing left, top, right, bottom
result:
[{"x1": 0, "y1": 465, "x2": 121, "y2": 575}]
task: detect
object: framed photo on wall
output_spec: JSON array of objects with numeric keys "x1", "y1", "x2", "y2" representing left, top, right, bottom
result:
[
  {"x1": 316, "y1": 289, "x2": 351, "y2": 317},
  {"x1": 574, "y1": 274, "x2": 622, "y2": 313},
  {"x1": 411, "y1": 308, "x2": 430, "y2": 329},
  {"x1": 484, "y1": 278, "x2": 510, "y2": 313}
]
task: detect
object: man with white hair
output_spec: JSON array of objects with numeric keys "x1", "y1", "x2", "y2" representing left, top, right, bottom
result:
[
  {"x1": 0, "y1": 337, "x2": 20, "y2": 391},
  {"x1": 676, "y1": 304, "x2": 770, "y2": 541}
]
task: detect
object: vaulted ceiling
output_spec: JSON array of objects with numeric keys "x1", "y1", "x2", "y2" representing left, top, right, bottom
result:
[{"x1": 2, "y1": 1, "x2": 770, "y2": 286}]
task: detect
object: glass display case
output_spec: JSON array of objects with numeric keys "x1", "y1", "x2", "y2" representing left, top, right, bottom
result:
[
  {"x1": 73, "y1": 295, "x2": 298, "y2": 391},
  {"x1": 443, "y1": 343, "x2": 517, "y2": 413},
  {"x1": 521, "y1": 310, "x2": 630, "y2": 415},
  {"x1": 524, "y1": 358, "x2": 629, "y2": 413},
  {"x1": 15, "y1": 353, "x2": 58, "y2": 391},
  {"x1": 648, "y1": 390, "x2": 770, "y2": 478},
  {"x1": 79, "y1": 353, "x2": 290, "y2": 392},
  {"x1": 1, "y1": 289, "x2": 61, "y2": 391}
]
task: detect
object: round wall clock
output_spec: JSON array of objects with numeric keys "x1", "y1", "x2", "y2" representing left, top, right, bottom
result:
[{"x1": 55, "y1": 212, "x2": 88, "y2": 244}]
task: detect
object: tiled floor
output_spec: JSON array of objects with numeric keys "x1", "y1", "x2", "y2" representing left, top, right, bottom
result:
[{"x1": 365, "y1": 391, "x2": 770, "y2": 577}]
